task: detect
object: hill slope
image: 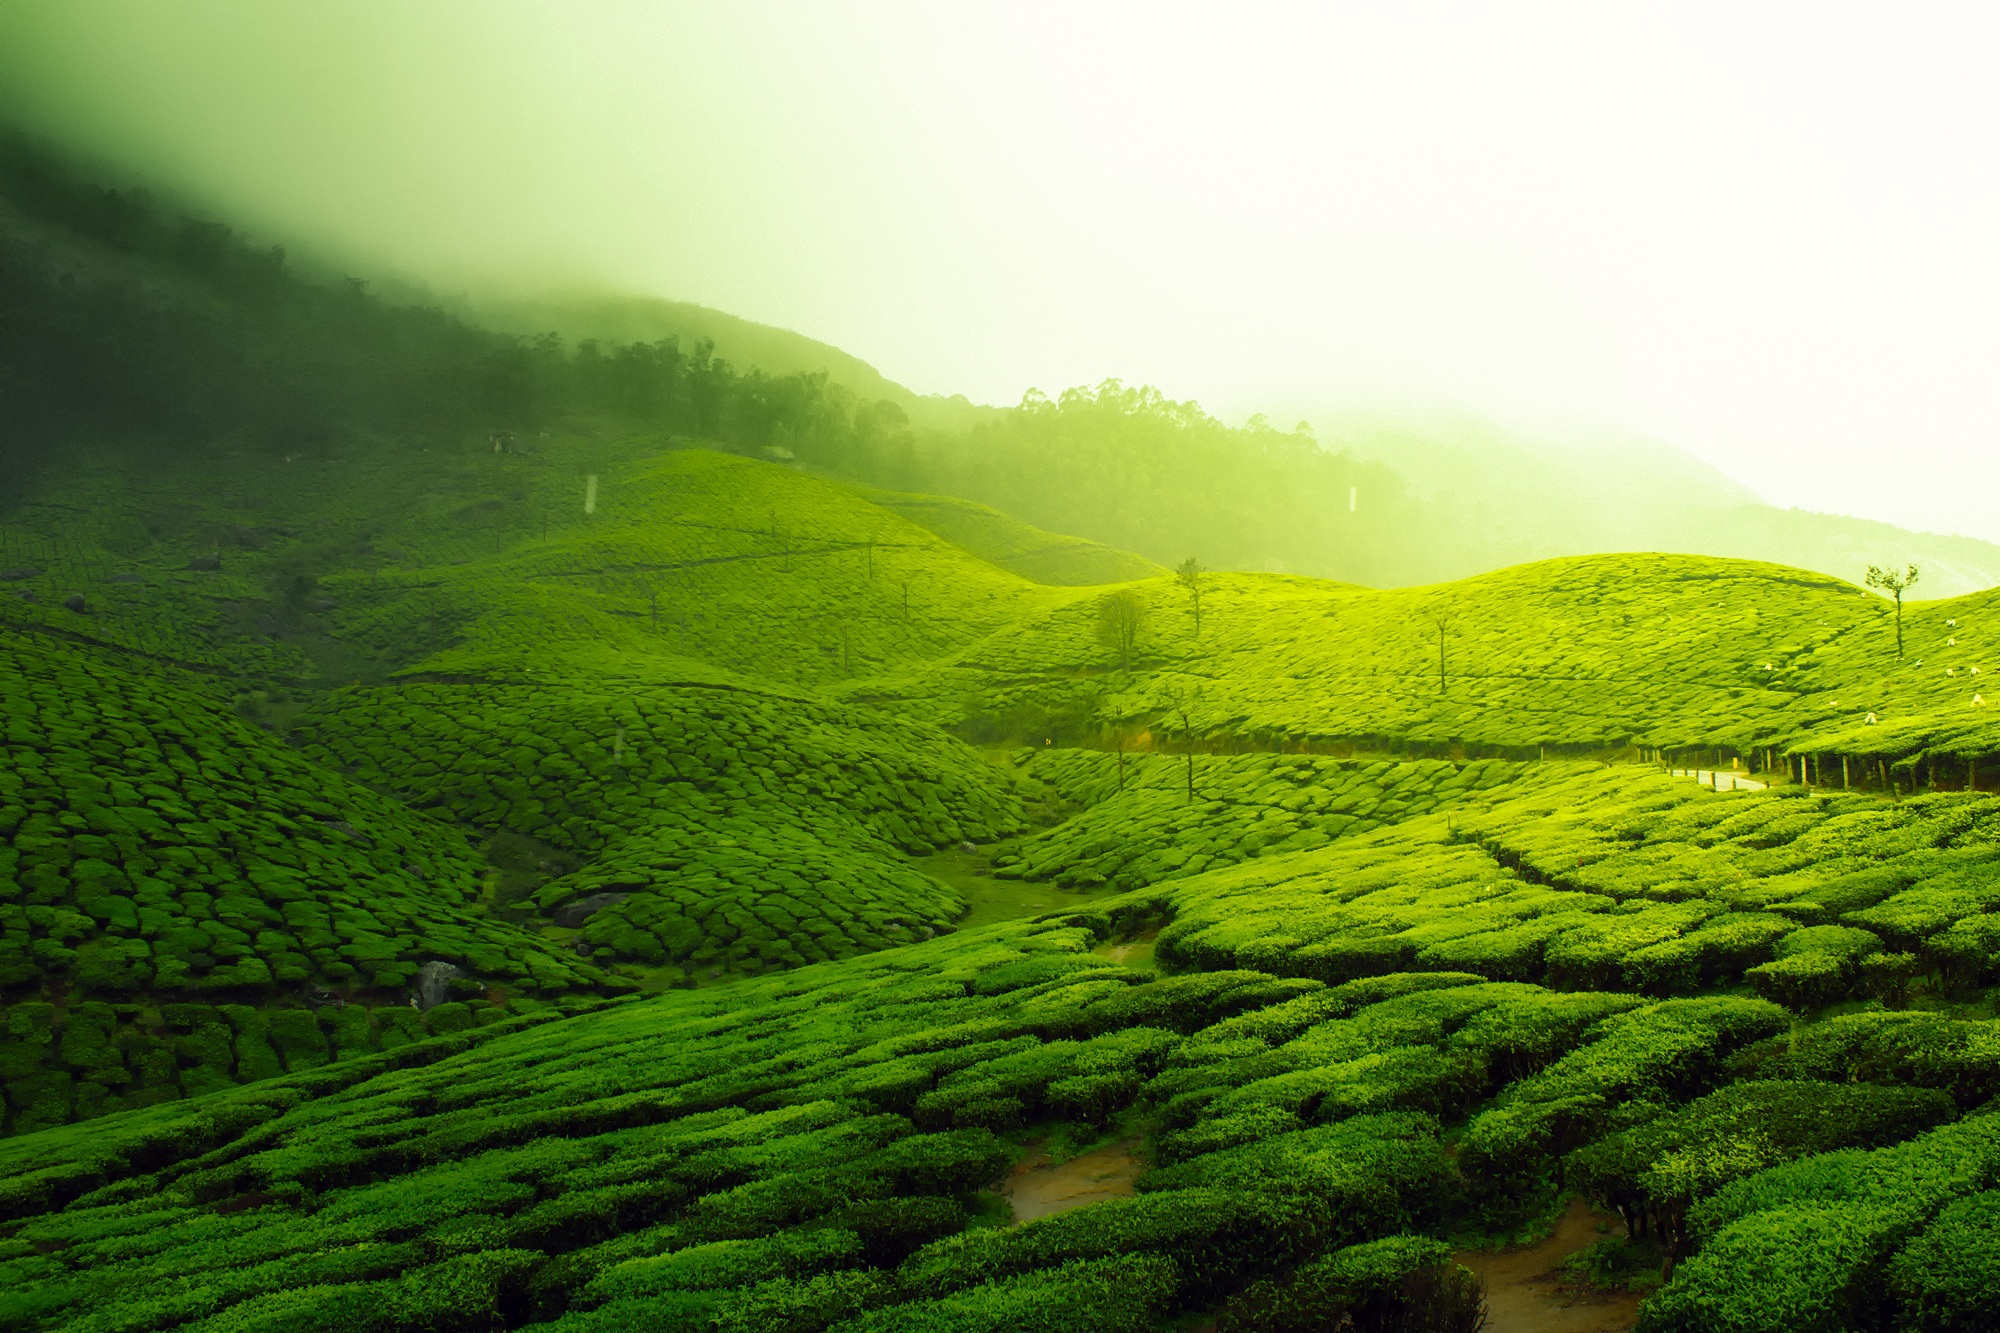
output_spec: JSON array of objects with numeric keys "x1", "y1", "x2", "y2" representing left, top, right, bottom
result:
[{"x1": 5, "y1": 142, "x2": 2000, "y2": 1333}]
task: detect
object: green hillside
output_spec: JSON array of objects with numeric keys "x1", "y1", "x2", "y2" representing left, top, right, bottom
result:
[
  {"x1": 847, "y1": 488, "x2": 1165, "y2": 587},
  {"x1": 5, "y1": 144, "x2": 2000, "y2": 1333}
]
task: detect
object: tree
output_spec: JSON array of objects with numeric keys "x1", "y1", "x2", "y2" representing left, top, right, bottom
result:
[
  {"x1": 1097, "y1": 590, "x2": 1146, "y2": 670},
  {"x1": 1158, "y1": 681, "x2": 1203, "y2": 803},
  {"x1": 1427, "y1": 609, "x2": 1454, "y2": 694},
  {"x1": 1175, "y1": 557, "x2": 1208, "y2": 637},
  {"x1": 1865, "y1": 564, "x2": 1921, "y2": 658}
]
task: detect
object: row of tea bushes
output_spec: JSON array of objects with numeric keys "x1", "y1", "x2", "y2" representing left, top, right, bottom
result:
[
  {"x1": 996, "y1": 751, "x2": 1525, "y2": 891},
  {"x1": 1639, "y1": 1110, "x2": 2000, "y2": 1333},
  {"x1": 1154, "y1": 764, "x2": 2000, "y2": 1007},
  {"x1": 879, "y1": 553, "x2": 1910, "y2": 752},
  {"x1": 0, "y1": 997, "x2": 524, "y2": 1137},
  {"x1": 294, "y1": 678, "x2": 1025, "y2": 971},
  {"x1": 1564, "y1": 1079, "x2": 1961, "y2": 1268},
  {"x1": 0, "y1": 888, "x2": 1983, "y2": 1330},
  {"x1": 0, "y1": 915, "x2": 1467, "y2": 1333},
  {"x1": 0, "y1": 633, "x2": 612, "y2": 1005},
  {"x1": 1725, "y1": 1008, "x2": 2000, "y2": 1109}
]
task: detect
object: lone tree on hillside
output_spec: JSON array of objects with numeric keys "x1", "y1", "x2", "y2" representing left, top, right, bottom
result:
[
  {"x1": 1427, "y1": 609, "x2": 1454, "y2": 694},
  {"x1": 1176, "y1": 557, "x2": 1208, "y2": 637},
  {"x1": 1158, "y1": 680, "x2": 1204, "y2": 803},
  {"x1": 1097, "y1": 590, "x2": 1146, "y2": 670},
  {"x1": 1865, "y1": 563, "x2": 1921, "y2": 658}
]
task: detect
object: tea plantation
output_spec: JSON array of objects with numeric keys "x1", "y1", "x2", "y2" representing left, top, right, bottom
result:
[{"x1": 5, "y1": 436, "x2": 2000, "y2": 1329}]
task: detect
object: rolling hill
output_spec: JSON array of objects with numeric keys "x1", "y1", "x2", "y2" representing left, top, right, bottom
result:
[{"x1": 2, "y1": 141, "x2": 1999, "y2": 1333}]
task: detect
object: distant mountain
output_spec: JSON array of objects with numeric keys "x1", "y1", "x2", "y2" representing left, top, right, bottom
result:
[
  {"x1": 4, "y1": 131, "x2": 1992, "y2": 600},
  {"x1": 1314, "y1": 410, "x2": 2000, "y2": 597}
]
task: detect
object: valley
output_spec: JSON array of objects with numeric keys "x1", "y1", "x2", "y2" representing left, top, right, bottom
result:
[{"x1": 0, "y1": 138, "x2": 1995, "y2": 1333}]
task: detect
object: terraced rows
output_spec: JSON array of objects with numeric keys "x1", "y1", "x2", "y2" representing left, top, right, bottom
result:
[
  {"x1": 0, "y1": 893, "x2": 1991, "y2": 1332},
  {"x1": 859, "y1": 553, "x2": 2000, "y2": 769},
  {"x1": 995, "y1": 750, "x2": 1525, "y2": 890},
  {"x1": 294, "y1": 679, "x2": 1025, "y2": 978}
]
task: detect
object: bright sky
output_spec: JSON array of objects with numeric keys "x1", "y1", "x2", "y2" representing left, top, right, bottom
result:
[{"x1": 2, "y1": 2, "x2": 1996, "y2": 538}]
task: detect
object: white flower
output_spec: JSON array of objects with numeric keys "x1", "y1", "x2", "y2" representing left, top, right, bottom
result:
[
  {"x1": 1976, "y1": 694, "x2": 1987, "y2": 707},
  {"x1": 1949, "y1": 637, "x2": 1957, "y2": 646},
  {"x1": 1949, "y1": 618, "x2": 1958, "y2": 627},
  {"x1": 1948, "y1": 668, "x2": 1957, "y2": 677},
  {"x1": 1867, "y1": 712, "x2": 1878, "y2": 724}
]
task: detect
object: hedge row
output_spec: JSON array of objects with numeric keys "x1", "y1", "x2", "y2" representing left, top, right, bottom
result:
[
  {"x1": 0, "y1": 634, "x2": 611, "y2": 1006},
  {"x1": 0, "y1": 996, "x2": 526, "y2": 1137},
  {"x1": 1154, "y1": 764, "x2": 2000, "y2": 1009},
  {"x1": 293, "y1": 679, "x2": 1024, "y2": 971},
  {"x1": 994, "y1": 750, "x2": 1524, "y2": 891}
]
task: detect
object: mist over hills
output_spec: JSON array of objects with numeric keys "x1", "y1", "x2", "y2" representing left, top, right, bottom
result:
[
  {"x1": 475, "y1": 286, "x2": 2000, "y2": 597},
  {"x1": 5, "y1": 133, "x2": 2000, "y2": 1333}
]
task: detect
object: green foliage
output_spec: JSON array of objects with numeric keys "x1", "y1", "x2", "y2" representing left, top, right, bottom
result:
[
  {"x1": 1566, "y1": 1080, "x2": 1958, "y2": 1264},
  {"x1": 1887, "y1": 1189, "x2": 2000, "y2": 1333},
  {"x1": 1639, "y1": 1112, "x2": 2000, "y2": 1333},
  {"x1": 1216, "y1": 1235, "x2": 1486, "y2": 1333},
  {"x1": 296, "y1": 673, "x2": 1021, "y2": 974},
  {"x1": 998, "y1": 751, "x2": 1522, "y2": 892}
]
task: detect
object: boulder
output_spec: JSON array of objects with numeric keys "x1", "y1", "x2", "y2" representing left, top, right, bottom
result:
[
  {"x1": 414, "y1": 960, "x2": 464, "y2": 1012},
  {"x1": 553, "y1": 891, "x2": 633, "y2": 928}
]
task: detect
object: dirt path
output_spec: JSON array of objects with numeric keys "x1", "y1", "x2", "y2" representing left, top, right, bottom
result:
[
  {"x1": 1000, "y1": 1139, "x2": 1145, "y2": 1223},
  {"x1": 1456, "y1": 1198, "x2": 1645, "y2": 1333}
]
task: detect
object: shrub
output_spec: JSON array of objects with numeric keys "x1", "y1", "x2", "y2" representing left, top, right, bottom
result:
[{"x1": 1887, "y1": 1189, "x2": 2000, "y2": 1332}]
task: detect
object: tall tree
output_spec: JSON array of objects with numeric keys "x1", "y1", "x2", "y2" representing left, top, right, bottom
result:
[
  {"x1": 1865, "y1": 564, "x2": 1921, "y2": 658},
  {"x1": 1175, "y1": 557, "x2": 1208, "y2": 638},
  {"x1": 1158, "y1": 681, "x2": 1203, "y2": 803},
  {"x1": 1427, "y1": 609, "x2": 1454, "y2": 694},
  {"x1": 1096, "y1": 590, "x2": 1145, "y2": 670}
]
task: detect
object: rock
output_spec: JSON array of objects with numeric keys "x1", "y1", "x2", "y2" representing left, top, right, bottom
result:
[
  {"x1": 63, "y1": 593, "x2": 85, "y2": 613},
  {"x1": 572, "y1": 941, "x2": 595, "y2": 957},
  {"x1": 552, "y1": 891, "x2": 632, "y2": 928},
  {"x1": 189, "y1": 553, "x2": 222, "y2": 571},
  {"x1": 1, "y1": 567, "x2": 40, "y2": 581},
  {"x1": 414, "y1": 960, "x2": 464, "y2": 1012},
  {"x1": 319, "y1": 818, "x2": 377, "y2": 849},
  {"x1": 960, "y1": 841, "x2": 978, "y2": 853}
]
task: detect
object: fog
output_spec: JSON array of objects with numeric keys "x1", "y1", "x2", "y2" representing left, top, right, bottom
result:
[{"x1": 3, "y1": 2, "x2": 1997, "y2": 540}]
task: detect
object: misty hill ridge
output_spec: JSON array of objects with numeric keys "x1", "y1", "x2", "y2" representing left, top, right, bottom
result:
[
  {"x1": 4, "y1": 130, "x2": 1998, "y2": 598},
  {"x1": 489, "y1": 288, "x2": 2000, "y2": 596}
]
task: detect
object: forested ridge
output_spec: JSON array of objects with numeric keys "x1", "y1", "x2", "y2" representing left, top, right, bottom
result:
[{"x1": 1, "y1": 138, "x2": 1998, "y2": 1332}]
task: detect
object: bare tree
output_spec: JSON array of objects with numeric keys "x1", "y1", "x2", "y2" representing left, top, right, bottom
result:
[
  {"x1": 1427, "y1": 609, "x2": 1454, "y2": 694},
  {"x1": 1175, "y1": 557, "x2": 1208, "y2": 638},
  {"x1": 1097, "y1": 590, "x2": 1146, "y2": 670},
  {"x1": 1158, "y1": 681, "x2": 1204, "y2": 803},
  {"x1": 1865, "y1": 563, "x2": 1921, "y2": 658}
]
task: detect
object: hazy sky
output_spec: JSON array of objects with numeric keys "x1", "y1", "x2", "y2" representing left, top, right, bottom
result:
[{"x1": 2, "y1": 2, "x2": 1996, "y2": 539}]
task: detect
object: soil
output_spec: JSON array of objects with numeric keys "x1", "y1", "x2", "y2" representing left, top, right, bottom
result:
[
  {"x1": 1000, "y1": 1138, "x2": 1145, "y2": 1223},
  {"x1": 1456, "y1": 1198, "x2": 1647, "y2": 1333}
]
